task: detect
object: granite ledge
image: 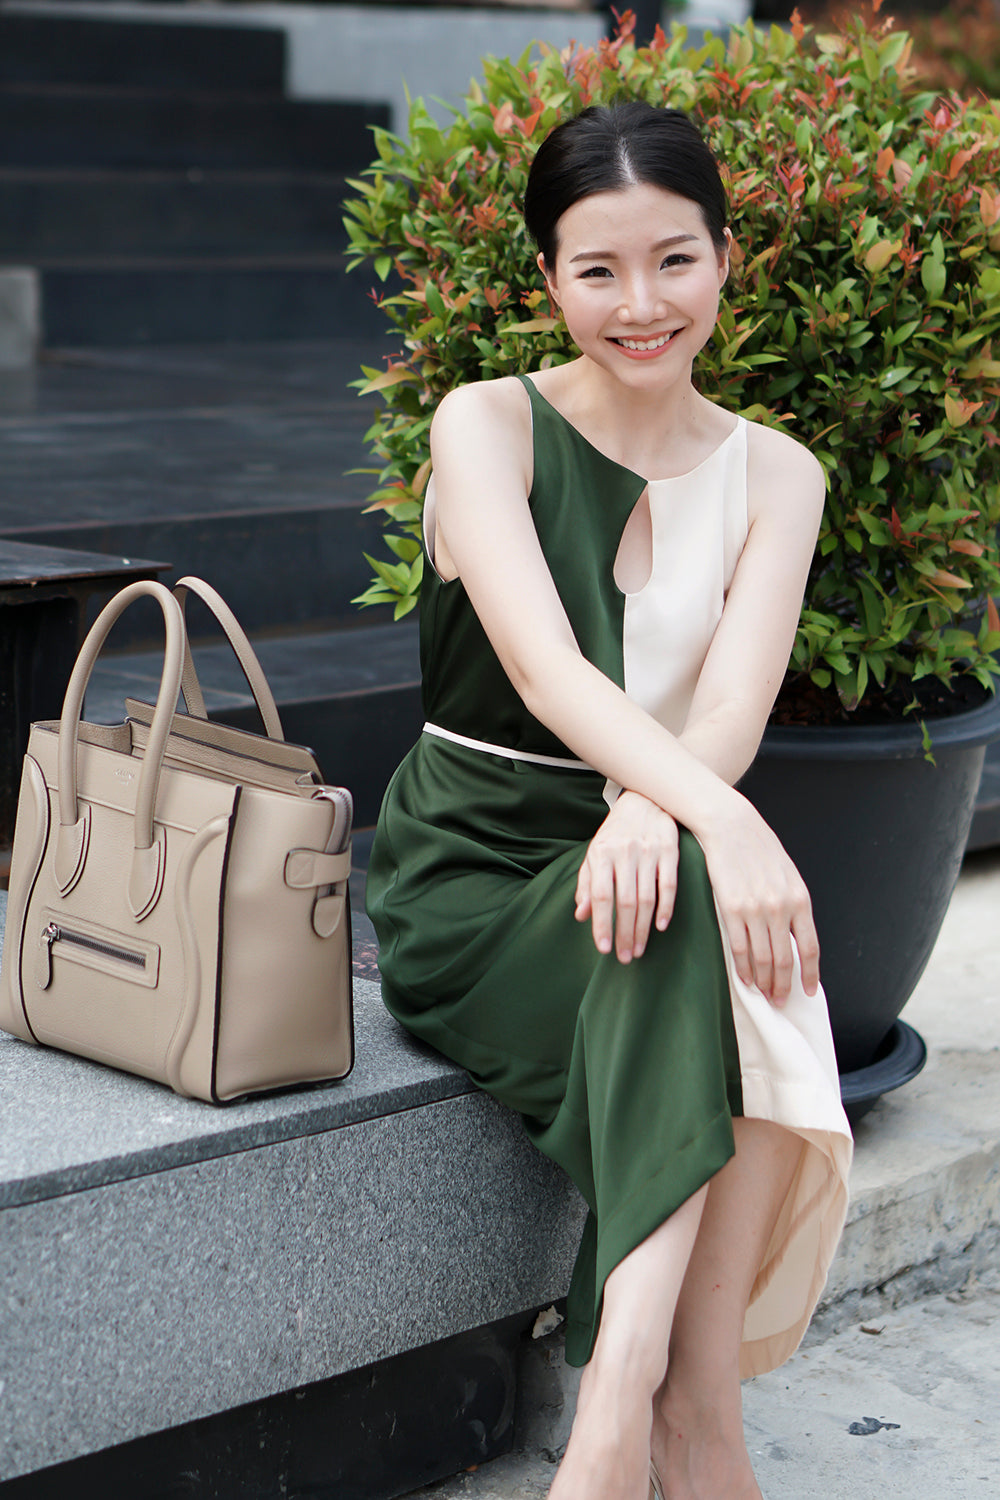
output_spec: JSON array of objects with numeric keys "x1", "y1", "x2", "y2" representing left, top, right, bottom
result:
[{"x1": 0, "y1": 893, "x2": 475, "y2": 1209}]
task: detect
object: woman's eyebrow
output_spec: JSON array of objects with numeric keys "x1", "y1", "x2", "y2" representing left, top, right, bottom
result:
[{"x1": 569, "y1": 233, "x2": 699, "y2": 264}]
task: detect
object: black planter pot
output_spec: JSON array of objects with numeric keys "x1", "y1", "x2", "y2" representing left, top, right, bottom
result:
[{"x1": 739, "y1": 690, "x2": 1000, "y2": 1086}]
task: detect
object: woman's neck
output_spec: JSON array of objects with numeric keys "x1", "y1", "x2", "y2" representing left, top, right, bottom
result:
[{"x1": 539, "y1": 357, "x2": 724, "y2": 478}]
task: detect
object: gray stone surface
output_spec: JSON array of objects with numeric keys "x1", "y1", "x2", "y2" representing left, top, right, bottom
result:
[
  {"x1": 0, "y1": 266, "x2": 40, "y2": 370},
  {"x1": 0, "y1": 889, "x2": 586, "y2": 1480},
  {"x1": 818, "y1": 1046, "x2": 1000, "y2": 1333},
  {"x1": 0, "y1": 889, "x2": 471, "y2": 1209},
  {"x1": 0, "y1": 1091, "x2": 583, "y2": 1480},
  {"x1": 0, "y1": 967, "x2": 476, "y2": 1211},
  {"x1": 0, "y1": 538, "x2": 166, "y2": 587}
]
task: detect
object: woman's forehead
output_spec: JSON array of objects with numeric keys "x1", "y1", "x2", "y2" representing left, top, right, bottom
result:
[{"x1": 555, "y1": 183, "x2": 712, "y2": 249}]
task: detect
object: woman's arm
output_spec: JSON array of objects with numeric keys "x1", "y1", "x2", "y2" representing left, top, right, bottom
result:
[
  {"x1": 431, "y1": 382, "x2": 819, "y2": 998},
  {"x1": 677, "y1": 423, "x2": 826, "y2": 785}
]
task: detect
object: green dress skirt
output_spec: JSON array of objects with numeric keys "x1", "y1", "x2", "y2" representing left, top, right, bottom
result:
[{"x1": 366, "y1": 377, "x2": 853, "y2": 1374}]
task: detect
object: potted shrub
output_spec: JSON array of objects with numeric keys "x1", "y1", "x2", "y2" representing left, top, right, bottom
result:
[{"x1": 343, "y1": 6, "x2": 1000, "y2": 1113}]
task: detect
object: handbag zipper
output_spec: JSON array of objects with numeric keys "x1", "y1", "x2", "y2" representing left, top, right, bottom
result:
[{"x1": 39, "y1": 924, "x2": 146, "y2": 972}]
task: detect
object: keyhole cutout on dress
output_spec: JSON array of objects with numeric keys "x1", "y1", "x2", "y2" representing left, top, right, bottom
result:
[{"x1": 613, "y1": 487, "x2": 653, "y2": 595}]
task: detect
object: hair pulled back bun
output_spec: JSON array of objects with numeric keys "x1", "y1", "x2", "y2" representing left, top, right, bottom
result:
[{"x1": 523, "y1": 101, "x2": 728, "y2": 268}]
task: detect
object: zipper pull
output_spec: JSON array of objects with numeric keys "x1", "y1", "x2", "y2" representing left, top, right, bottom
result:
[{"x1": 36, "y1": 922, "x2": 58, "y2": 990}]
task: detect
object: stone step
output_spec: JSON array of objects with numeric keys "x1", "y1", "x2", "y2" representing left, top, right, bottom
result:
[
  {"x1": 33, "y1": 256, "x2": 385, "y2": 345},
  {"x1": 0, "y1": 338, "x2": 393, "y2": 632},
  {"x1": 0, "y1": 12, "x2": 287, "y2": 92},
  {"x1": 17, "y1": 502, "x2": 393, "y2": 641},
  {"x1": 83, "y1": 620, "x2": 423, "y2": 829},
  {"x1": 0, "y1": 86, "x2": 387, "y2": 173},
  {"x1": 0, "y1": 168, "x2": 354, "y2": 259},
  {"x1": 0, "y1": 886, "x2": 576, "y2": 1494}
]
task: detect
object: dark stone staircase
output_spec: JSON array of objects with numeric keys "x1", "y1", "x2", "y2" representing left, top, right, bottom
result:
[
  {"x1": 0, "y1": 338, "x2": 422, "y2": 837},
  {"x1": 0, "y1": 9, "x2": 387, "y2": 345},
  {"x1": 0, "y1": 11, "x2": 421, "y2": 845}
]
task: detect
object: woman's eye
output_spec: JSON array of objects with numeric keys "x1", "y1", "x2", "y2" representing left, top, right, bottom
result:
[
  {"x1": 579, "y1": 266, "x2": 613, "y2": 279},
  {"x1": 661, "y1": 254, "x2": 692, "y2": 269}
]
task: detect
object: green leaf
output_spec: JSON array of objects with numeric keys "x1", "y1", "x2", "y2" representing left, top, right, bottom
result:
[
  {"x1": 921, "y1": 238, "x2": 947, "y2": 301},
  {"x1": 979, "y1": 266, "x2": 1000, "y2": 301},
  {"x1": 920, "y1": 719, "x2": 937, "y2": 766},
  {"x1": 385, "y1": 534, "x2": 422, "y2": 563}
]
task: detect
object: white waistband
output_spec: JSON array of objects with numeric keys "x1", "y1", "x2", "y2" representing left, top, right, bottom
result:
[{"x1": 422, "y1": 722, "x2": 593, "y2": 771}]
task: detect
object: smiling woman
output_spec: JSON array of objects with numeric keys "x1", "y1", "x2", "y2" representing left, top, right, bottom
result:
[{"x1": 366, "y1": 102, "x2": 852, "y2": 1500}]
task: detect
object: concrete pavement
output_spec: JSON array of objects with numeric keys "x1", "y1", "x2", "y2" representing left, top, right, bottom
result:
[
  {"x1": 406, "y1": 1273, "x2": 1000, "y2": 1498},
  {"x1": 405, "y1": 847, "x2": 1000, "y2": 1499}
]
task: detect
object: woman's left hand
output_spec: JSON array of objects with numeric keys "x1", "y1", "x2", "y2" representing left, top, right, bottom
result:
[{"x1": 574, "y1": 791, "x2": 680, "y2": 964}]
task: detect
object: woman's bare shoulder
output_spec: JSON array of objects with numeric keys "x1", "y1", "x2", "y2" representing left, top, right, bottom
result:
[
  {"x1": 744, "y1": 417, "x2": 826, "y2": 517},
  {"x1": 430, "y1": 378, "x2": 535, "y2": 502},
  {"x1": 433, "y1": 375, "x2": 532, "y2": 442}
]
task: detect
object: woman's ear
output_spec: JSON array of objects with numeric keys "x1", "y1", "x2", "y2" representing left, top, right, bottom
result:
[
  {"x1": 537, "y1": 251, "x2": 559, "y2": 306},
  {"x1": 718, "y1": 228, "x2": 734, "y2": 288}
]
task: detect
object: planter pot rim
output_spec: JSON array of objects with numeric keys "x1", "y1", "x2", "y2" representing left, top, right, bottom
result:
[
  {"x1": 757, "y1": 686, "x2": 1000, "y2": 761},
  {"x1": 839, "y1": 1020, "x2": 928, "y2": 1124}
]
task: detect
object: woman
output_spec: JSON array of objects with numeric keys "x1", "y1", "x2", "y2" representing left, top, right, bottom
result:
[{"x1": 367, "y1": 101, "x2": 852, "y2": 1500}]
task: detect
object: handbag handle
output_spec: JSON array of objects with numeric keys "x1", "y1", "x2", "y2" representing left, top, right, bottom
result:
[
  {"x1": 57, "y1": 580, "x2": 187, "y2": 918},
  {"x1": 173, "y1": 576, "x2": 285, "y2": 741}
]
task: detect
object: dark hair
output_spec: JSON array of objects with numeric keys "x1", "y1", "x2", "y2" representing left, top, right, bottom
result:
[{"x1": 523, "y1": 102, "x2": 728, "y2": 268}]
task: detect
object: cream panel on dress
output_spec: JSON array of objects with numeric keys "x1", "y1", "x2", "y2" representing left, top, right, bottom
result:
[
  {"x1": 603, "y1": 418, "x2": 748, "y2": 807},
  {"x1": 622, "y1": 417, "x2": 748, "y2": 734},
  {"x1": 613, "y1": 414, "x2": 853, "y2": 1376}
]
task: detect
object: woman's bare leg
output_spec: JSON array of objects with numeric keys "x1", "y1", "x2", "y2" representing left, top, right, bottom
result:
[
  {"x1": 651, "y1": 1119, "x2": 804, "y2": 1500},
  {"x1": 548, "y1": 1184, "x2": 709, "y2": 1500}
]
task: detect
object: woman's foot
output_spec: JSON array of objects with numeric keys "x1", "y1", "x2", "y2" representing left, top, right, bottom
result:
[
  {"x1": 650, "y1": 1383, "x2": 762, "y2": 1500},
  {"x1": 547, "y1": 1360, "x2": 655, "y2": 1500}
]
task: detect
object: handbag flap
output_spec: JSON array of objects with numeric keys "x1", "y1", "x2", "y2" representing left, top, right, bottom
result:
[{"x1": 125, "y1": 699, "x2": 325, "y2": 794}]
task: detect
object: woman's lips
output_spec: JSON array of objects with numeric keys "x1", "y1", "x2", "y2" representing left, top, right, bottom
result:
[{"x1": 609, "y1": 330, "x2": 681, "y2": 356}]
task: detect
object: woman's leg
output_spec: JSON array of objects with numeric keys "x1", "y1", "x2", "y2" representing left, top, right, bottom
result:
[
  {"x1": 651, "y1": 1118, "x2": 804, "y2": 1500},
  {"x1": 548, "y1": 1184, "x2": 709, "y2": 1500}
]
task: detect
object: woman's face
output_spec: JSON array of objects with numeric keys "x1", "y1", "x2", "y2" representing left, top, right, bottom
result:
[{"x1": 539, "y1": 181, "x2": 731, "y2": 389}]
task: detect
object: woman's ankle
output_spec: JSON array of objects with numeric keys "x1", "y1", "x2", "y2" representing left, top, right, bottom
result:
[
  {"x1": 584, "y1": 1324, "x2": 671, "y2": 1409},
  {"x1": 656, "y1": 1367, "x2": 745, "y2": 1448},
  {"x1": 652, "y1": 1372, "x2": 759, "y2": 1500}
]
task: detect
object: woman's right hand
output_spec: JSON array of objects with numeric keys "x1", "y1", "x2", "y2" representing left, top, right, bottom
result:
[
  {"x1": 574, "y1": 791, "x2": 680, "y2": 965},
  {"x1": 696, "y1": 793, "x2": 819, "y2": 1004}
]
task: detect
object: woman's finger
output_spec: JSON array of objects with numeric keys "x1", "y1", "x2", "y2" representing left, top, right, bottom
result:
[
  {"x1": 612, "y1": 852, "x2": 639, "y2": 963},
  {"x1": 767, "y1": 921, "x2": 795, "y2": 1006},
  {"x1": 724, "y1": 908, "x2": 755, "y2": 990},
  {"x1": 745, "y1": 912, "x2": 774, "y2": 999},
  {"x1": 588, "y1": 857, "x2": 616, "y2": 956},
  {"x1": 630, "y1": 852, "x2": 659, "y2": 958},
  {"x1": 792, "y1": 906, "x2": 821, "y2": 996},
  {"x1": 574, "y1": 861, "x2": 592, "y2": 922},
  {"x1": 654, "y1": 846, "x2": 678, "y2": 933}
]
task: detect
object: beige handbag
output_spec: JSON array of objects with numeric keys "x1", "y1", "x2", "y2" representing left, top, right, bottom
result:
[{"x1": 0, "y1": 577, "x2": 354, "y2": 1102}]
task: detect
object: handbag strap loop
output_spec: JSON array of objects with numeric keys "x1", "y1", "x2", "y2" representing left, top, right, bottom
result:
[
  {"x1": 58, "y1": 580, "x2": 186, "y2": 860},
  {"x1": 173, "y1": 577, "x2": 285, "y2": 741}
]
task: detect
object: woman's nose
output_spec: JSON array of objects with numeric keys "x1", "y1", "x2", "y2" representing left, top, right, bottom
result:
[{"x1": 619, "y1": 279, "x2": 667, "y2": 325}]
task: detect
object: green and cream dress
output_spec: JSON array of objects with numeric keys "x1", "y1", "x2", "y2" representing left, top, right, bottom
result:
[{"x1": 366, "y1": 375, "x2": 853, "y2": 1375}]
